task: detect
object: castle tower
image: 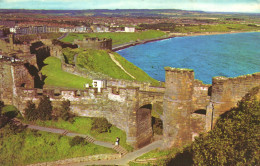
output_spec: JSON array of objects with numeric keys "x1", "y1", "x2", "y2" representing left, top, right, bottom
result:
[{"x1": 163, "y1": 67, "x2": 194, "y2": 148}]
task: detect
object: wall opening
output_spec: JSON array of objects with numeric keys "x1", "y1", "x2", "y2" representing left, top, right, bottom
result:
[
  {"x1": 20, "y1": 83, "x2": 26, "y2": 87},
  {"x1": 193, "y1": 109, "x2": 206, "y2": 115},
  {"x1": 151, "y1": 102, "x2": 163, "y2": 138},
  {"x1": 136, "y1": 104, "x2": 153, "y2": 148}
]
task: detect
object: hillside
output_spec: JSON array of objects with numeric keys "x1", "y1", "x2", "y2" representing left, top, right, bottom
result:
[{"x1": 62, "y1": 48, "x2": 160, "y2": 86}]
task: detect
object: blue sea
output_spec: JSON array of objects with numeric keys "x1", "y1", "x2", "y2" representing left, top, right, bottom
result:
[{"x1": 117, "y1": 32, "x2": 260, "y2": 84}]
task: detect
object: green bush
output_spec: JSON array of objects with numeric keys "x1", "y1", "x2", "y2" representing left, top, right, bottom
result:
[
  {"x1": 69, "y1": 136, "x2": 87, "y2": 147},
  {"x1": 191, "y1": 86, "x2": 260, "y2": 166},
  {"x1": 24, "y1": 100, "x2": 37, "y2": 121},
  {"x1": 37, "y1": 95, "x2": 53, "y2": 121},
  {"x1": 59, "y1": 100, "x2": 74, "y2": 122},
  {"x1": 0, "y1": 100, "x2": 4, "y2": 115},
  {"x1": 91, "y1": 117, "x2": 112, "y2": 133}
]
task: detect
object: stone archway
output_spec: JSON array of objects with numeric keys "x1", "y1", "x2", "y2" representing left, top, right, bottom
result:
[{"x1": 136, "y1": 104, "x2": 153, "y2": 148}]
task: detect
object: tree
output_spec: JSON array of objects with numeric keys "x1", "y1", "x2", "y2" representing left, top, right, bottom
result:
[
  {"x1": 37, "y1": 95, "x2": 53, "y2": 120},
  {"x1": 91, "y1": 117, "x2": 112, "y2": 133},
  {"x1": 192, "y1": 86, "x2": 260, "y2": 166},
  {"x1": 0, "y1": 100, "x2": 7, "y2": 128},
  {"x1": 60, "y1": 100, "x2": 74, "y2": 122},
  {"x1": 24, "y1": 100, "x2": 37, "y2": 121},
  {"x1": 0, "y1": 100, "x2": 4, "y2": 116}
]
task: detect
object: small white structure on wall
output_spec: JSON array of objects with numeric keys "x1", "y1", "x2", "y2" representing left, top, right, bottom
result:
[
  {"x1": 125, "y1": 27, "x2": 135, "y2": 32},
  {"x1": 92, "y1": 80, "x2": 107, "y2": 92}
]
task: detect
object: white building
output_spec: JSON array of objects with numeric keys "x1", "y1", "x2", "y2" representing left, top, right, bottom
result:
[
  {"x1": 92, "y1": 80, "x2": 107, "y2": 92},
  {"x1": 9, "y1": 26, "x2": 18, "y2": 33},
  {"x1": 125, "y1": 27, "x2": 135, "y2": 32}
]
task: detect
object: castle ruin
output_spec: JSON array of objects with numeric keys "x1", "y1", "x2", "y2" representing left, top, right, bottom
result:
[
  {"x1": 0, "y1": 36, "x2": 259, "y2": 149},
  {"x1": 73, "y1": 37, "x2": 112, "y2": 50}
]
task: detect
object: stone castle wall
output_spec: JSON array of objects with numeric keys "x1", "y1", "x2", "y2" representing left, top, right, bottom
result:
[
  {"x1": 0, "y1": 39, "x2": 31, "y2": 55},
  {"x1": 74, "y1": 38, "x2": 112, "y2": 50},
  {"x1": 163, "y1": 67, "x2": 260, "y2": 148},
  {"x1": 16, "y1": 85, "x2": 156, "y2": 149},
  {"x1": 208, "y1": 73, "x2": 260, "y2": 128},
  {"x1": 163, "y1": 67, "x2": 194, "y2": 148}
]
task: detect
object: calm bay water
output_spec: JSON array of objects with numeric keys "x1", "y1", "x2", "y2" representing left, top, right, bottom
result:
[{"x1": 117, "y1": 32, "x2": 260, "y2": 84}]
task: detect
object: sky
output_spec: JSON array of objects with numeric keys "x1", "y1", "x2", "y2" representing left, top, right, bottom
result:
[{"x1": 0, "y1": 0, "x2": 259, "y2": 13}]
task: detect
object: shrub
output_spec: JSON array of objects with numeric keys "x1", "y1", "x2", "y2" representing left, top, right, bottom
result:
[
  {"x1": 59, "y1": 100, "x2": 74, "y2": 122},
  {"x1": 191, "y1": 86, "x2": 260, "y2": 166},
  {"x1": 0, "y1": 100, "x2": 4, "y2": 115},
  {"x1": 24, "y1": 100, "x2": 37, "y2": 121},
  {"x1": 37, "y1": 95, "x2": 53, "y2": 120},
  {"x1": 91, "y1": 117, "x2": 112, "y2": 133},
  {"x1": 69, "y1": 136, "x2": 87, "y2": 147}
]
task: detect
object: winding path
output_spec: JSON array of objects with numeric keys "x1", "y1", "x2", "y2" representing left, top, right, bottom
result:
[
  {"x1": 25, "y1": 124, "x2": 163, "y2": 165},
  {"x1": 66, "y1": 140, "x2": 163, "y2": 166},
  {"x1": 109, "y1": 53, "x2": 136, "y2": 80},
  {"x1": 57, "y1": 32, "x2": 69, "y2": 40}
]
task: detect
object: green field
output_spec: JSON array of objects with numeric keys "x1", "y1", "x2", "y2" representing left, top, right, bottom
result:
[
  {"x1": 35, "y1": 117, "x2": 133, "y2": 152},
  {"x1": 61, "y1": 30, "x2": 166, "y2": 46},
  {"x1": 41, "y1": 56, "x2": 92, "y2": 89},
  {"x1": 174, "y1": 23, "x2": 260, "y2": 33},
  {"x1": 0, "y1": 126, "x2": 115, "y2": 166}
]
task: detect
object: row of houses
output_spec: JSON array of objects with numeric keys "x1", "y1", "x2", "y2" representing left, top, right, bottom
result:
[{"x1": 9, "y1": 25, "x2": 136, "y2": 35}]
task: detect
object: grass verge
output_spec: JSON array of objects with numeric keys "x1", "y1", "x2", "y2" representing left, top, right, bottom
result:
[
  {"x1": 34, "y1": 117, "x2": 133, "y2": 152},
  {"x1": 41, "y1": 56, "x2": 92, "y2": 89},
  {"x1": 0, "y1": 126, "x2": 115, "y2": 166}
]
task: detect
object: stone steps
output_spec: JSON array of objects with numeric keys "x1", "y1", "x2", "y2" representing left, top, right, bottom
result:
[
  {"x1": 113, "y1": 145, "x2": 128, "y2": 156},
  {"x1": 62, "y1": 130, "x2": 69, "y2": 136},
  {"x1": 85, "y1": 135, "x2": 95, "y2": 143}
]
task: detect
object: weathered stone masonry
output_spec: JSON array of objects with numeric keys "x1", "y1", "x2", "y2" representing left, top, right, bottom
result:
[
  {"x1": 163, "y1": 67, "x2": 260, "y2": 148},
  {"x1": 0, "y1": 37, "x2": 259, "y2": 149}
]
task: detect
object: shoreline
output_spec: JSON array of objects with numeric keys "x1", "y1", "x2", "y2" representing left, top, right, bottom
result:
[
  {"x1": 113, "y1": 30, "x2": 259, "y2": 52},
  {"x1": 177, "y1": 30, "x2": 259, "y2": 37},
  {"x1": 112, "y1": 36, "x2": 174, "y2": 52}
]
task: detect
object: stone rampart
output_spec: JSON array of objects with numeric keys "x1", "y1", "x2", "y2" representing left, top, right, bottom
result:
[
  {"x1": 163, "y1": 67, "x2": 260, "y2": 148},
  {"x1": 16, "y1": 85, "x2": 158, "y2": 149},
  {"x1": 163, "y1": 67, "x2": 194, "y2": 148},
  {"x1": 0, "y1": 39, "x2": 31, "y2": 55},
  {"x1": 74, "y1": 37, "x2": 112, "y2": 50},
  {"x1": 208, "y1": 73, "x2": 260, "y2": 128}
]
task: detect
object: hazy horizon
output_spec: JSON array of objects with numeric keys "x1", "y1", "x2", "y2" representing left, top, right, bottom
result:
[{"x1": 0, "y1": 0, "x2": 259, "y2": 13}]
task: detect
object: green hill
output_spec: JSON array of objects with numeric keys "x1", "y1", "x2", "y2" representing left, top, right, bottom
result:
[{"x1": 63, "y1": 48, "x2": 159, "y2": 86}]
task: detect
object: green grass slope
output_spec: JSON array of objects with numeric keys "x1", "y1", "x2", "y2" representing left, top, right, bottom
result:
[
  {"x1": 73, "y1": 48, "x2": 159, "y2": 85},
  {"x1": 0, "y1": 127, "x2": 115, "y2": 166},
  {"x1": 35, "y1": 117, "x2": 133, "y2": 152},
  {"x1": 61, "y1": 30, "x2": 166, "y2": 46},
  {"x1": 41, "y1": 57, "x2": 92, "y2": 89}
]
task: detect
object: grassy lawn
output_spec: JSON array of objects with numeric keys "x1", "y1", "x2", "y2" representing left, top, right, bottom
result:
[
  {"x1": 174, "y1": 23, "x2": 260, "y2": 33},
  {"x1": 61, "y1": 30, "x2": 166, "y2": 46},
  {"x1": 34, "y1": 117, "x2": 133, "y2": 152},
  {"x1": 0, "y1": 126, "x2": 115, "y2": 166},
  {"x1": 41, "y1": 56, "x2": 92, "y2": 89}
]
